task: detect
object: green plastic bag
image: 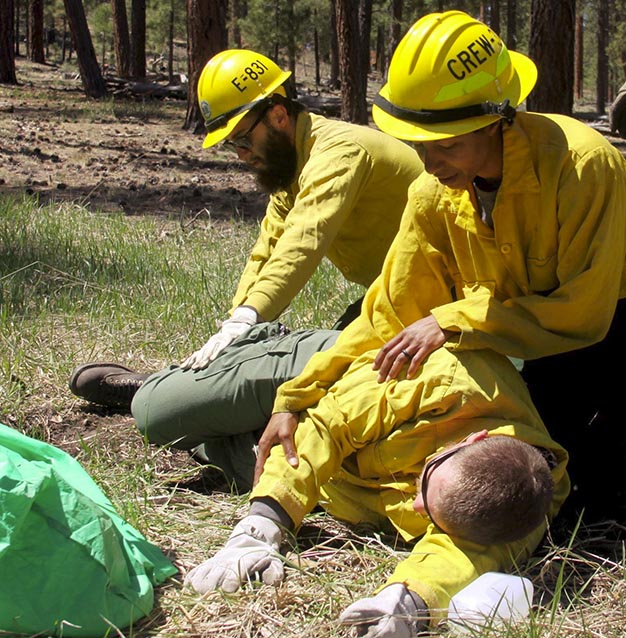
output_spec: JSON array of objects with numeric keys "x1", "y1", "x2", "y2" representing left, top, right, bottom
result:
[{"x1": 0, "y1": 423, "x2": 177, "y2": 636}]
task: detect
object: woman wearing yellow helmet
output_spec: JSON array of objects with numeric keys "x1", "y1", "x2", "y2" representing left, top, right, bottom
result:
[{"x1": 361, "y1": 11, "x2": 626, "y2": 524}]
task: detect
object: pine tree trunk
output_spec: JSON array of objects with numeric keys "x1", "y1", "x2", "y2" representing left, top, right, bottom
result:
[
  {"x1": 506, "y1": 0, "x2": 517, "y2": 50},
  {"x1": 388, "y1": 0, "x2": 402, "y2": 70},
  {"x1": 359, "y1": 0, "x2": 372, "y2": 81},
  {"x1": 527, "y1": 0, "x2": 574, "y2": 114},
  {"x1": 63, "y1": 0, "x2": 108, "y2": 98},
  {"x1": 489, "y1": 0, "x2": 500, "y2": 32},
  {"x1": 130, "y1": 0, "x2": 146, "y2": 79},
  {"x1": 335, "y1": 0, "x2": 367, "y2": 124},
  {"x1": 185, "y1": 0, "x2": 227, "y2": 132},
  {"x1": 329, "y1": 0, "x2": 339, "y2": 89},
  {"x1": 574, "y1": 9, "x2": 583, "y2": 100},
  {"x1": 0, "y1": 0, "x2": 17, "y2": 84},
  {"x1": 111, "y1": 0, "x2": 130, "y2": 78},
  {"x1": 596, "y1": 0, "x2": 609, "y2": 113},
  {"x1": 28, "y1": 0, "x2": 44, "y2": 63}
]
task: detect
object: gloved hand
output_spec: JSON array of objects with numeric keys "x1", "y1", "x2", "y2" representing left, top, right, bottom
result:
[
  {"x1": 339, "y1": 583, "x2": 429, "y2": 638},
  {"x1": 184, "y1": 515, "x2": 285, "y2": 594},
  {"x1": 181, "y1": 306, "x2": 259, "y2": 370}
]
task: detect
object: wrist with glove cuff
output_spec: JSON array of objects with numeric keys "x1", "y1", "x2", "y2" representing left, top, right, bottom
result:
[
  {"x1": 339, "y1": 582, "x2": 429, "y2": 638},
  {"x1": 180, "y1": 305, "x2": 261, "y2": 370}
]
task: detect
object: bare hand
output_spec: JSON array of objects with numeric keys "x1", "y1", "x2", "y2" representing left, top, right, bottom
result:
[
  {"x1": 372, "y1": 315, "x2": 450, "y2": 382},
  {"x1": 254, "y1": 412, "x2": 299, "y2": 486}
]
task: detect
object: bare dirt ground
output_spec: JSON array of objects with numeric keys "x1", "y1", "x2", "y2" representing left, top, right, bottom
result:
[{"x1": 0, "y1": 59, "x2": 268, "y2": 223}]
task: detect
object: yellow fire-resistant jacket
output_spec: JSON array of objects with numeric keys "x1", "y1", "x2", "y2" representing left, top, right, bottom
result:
[
  {"x1": 273, "y1": 112, "x2": 626, "y2": 414},
  {"x1": 229, "y1": 112, "x2": 423, "y2": 320},
  {"x1": 252, "y1": 346, "x2": 569, "y2": 626}
]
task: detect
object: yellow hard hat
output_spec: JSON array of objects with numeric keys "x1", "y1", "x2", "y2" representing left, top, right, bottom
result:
[
  {"x1": 197, "y1": 49, "x2": 292, "y2": 148},
  {"x1": 373, "y1": 10, "x2": 538, "y2": 141}
]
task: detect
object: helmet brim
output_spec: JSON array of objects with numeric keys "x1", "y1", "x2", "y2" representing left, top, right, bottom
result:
[
  {"x1": 202, "y1": 111, "x2": 247, "y2": 148},
  {"x1": 373, "y1": 50, "x2": 537, "y2": 141}
]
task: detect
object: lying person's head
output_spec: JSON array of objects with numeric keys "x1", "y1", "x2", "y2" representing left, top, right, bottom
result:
[{"x1": 413, "y1": 431, "x2": 554, "y2": 545}]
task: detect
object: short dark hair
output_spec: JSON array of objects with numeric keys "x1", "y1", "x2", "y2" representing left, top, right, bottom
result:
[
  {"x1": 433, "y1": 436, "x2": 554, "y2": 545},
  {"x1": 268, "y1": 93, "x2": 306, "y2": 117}
]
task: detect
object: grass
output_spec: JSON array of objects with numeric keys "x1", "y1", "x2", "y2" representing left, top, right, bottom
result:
[{"x1": 1, "y1": 189, "x2": 626, "y2": 633}]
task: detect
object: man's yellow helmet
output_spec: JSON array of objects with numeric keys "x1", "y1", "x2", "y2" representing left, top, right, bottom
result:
[
  {"x1": 373, "y1": 10, "x2": 538, "y2": 141},
  {"x1": 197, "y1": 49, "x2": 292, "y2": 148}
]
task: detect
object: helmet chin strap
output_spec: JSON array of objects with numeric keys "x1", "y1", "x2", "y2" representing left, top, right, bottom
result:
[{"x1": 374, "y1": 94, "x2": 517, "y2": 125}]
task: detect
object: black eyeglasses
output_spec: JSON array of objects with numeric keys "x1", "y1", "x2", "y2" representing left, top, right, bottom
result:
[
  {"x1": 221, "y1": 104, "x2": 271, "y2": 153},
  {"x1": 420, "y1": 442, "x2": 468, "y2": 529}
]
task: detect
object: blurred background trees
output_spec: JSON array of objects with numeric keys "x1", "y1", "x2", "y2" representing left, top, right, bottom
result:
[{"x1": 1, "y1": 0, "x2": 625, "y2": 125}]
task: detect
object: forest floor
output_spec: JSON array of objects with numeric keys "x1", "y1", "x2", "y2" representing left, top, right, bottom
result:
[{"x1": 0, "y1": 59, "x2": 268, "y2": 223}]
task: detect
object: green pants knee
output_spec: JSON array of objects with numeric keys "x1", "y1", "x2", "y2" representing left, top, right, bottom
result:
[{"x1": 131, "y1": 322, "x2": 339, "y2": 490}]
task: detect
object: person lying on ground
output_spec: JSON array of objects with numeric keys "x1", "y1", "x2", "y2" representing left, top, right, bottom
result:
[{"x1": 184, "y1": 344, "x2": 568, "y2": 637}]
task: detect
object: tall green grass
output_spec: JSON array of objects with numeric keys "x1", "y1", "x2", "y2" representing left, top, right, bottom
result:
[{"x1": 0, "y1": 194, "x2": 359, "y2": 420}]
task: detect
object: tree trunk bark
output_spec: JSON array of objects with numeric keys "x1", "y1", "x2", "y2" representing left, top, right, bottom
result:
[
  {"x1": 359, "y1": 0, "x2": 372, "y2": 81},
  {"x1": 489, "y1": 0, "x2": 500, "y2": 33},
  {"x1": 596, "y1": 0, "x2": 608, "y2": 114},
  {"x1": 506, "y1": 0, "x2": 517, "y2": 50},
  {"x1": 388, "y1": 0, "x2": 402, "y2": 70},
  {"x1": 335, "y1": 0, "x2": 368, "y2": 124},
  {"x1": 111, "y1": 0, "x2": 131, "y2": 77},
  {"x1": 28, "y1": 0, "x2": 44, "y2": 63},
  {"x1": 63, "y1": 0, "x2": 108, "y2": 98},
  {"x1": 168, "y1": 5, "x2": 174, "y2": 83},
  {"x1": 329, "y1": 0, "x2": 339, "y2": 89},
  {"x1": 0, "y1": 0, "x2": 17, "y2": 84},
  {"x1": 13, "y1": 0, "x2": 19, "y2": 57},
  {"x1": 130, "y1": 0, "x2": 146, "y2": 79},
  {"x1": 527, "y1": 0, "x2": 574, "y2": 115},
  {"x1": 185, "y1": 0, "x2": 227, "y2": 132},
  {"x1": 286, "y1": 0, "x2": 296, "y2": 81},
  {"x1": 231, "y1": 0, "x2": 242, "y2": 48},
  {"x1": 574, "y1": 8, "x2": 583, "y2": 100}
]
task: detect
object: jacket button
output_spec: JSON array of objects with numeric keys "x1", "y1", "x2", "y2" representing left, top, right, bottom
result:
[{"x1": 499, "y1": 243, "x2": 512, "y2": 254}]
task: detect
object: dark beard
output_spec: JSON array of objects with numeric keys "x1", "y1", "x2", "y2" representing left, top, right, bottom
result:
[{"x1": 254, "y1": 126, "x2": 298, "y2": 194}]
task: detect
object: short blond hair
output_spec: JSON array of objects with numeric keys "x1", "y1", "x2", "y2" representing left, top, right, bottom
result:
[{"x1": 433, "y1": 436, "x2": 554, "y2": 545}]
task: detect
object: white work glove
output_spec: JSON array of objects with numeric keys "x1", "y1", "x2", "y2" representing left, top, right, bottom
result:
[
  {"x1": 339, "y1": 583, "x2": 428, "y2": 638},
  {"x1": 184, "y1": 515, "x2": 285, "y2": 594},
  {"x1": 181, "y1": 306, "x2": 259, "y2": 370}
]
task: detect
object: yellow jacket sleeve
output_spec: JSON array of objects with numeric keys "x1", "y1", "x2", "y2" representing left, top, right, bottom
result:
[
  {"x1": 428, "y1": 113, "x2": 626, "y2": 359},
  {"x1": 230, "y1": 114, "x2": 422, "y2": 321},
  {"x1": 230, "y1": 140, "x2": 372, "y2": 319}
]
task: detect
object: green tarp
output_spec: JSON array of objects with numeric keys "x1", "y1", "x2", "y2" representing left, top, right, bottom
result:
[{"x1": 0, "y1": 423, "x2": 177, "y2": 636}]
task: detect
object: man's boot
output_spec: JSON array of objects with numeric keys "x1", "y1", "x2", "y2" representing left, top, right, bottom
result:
[{"x1": 69, "y1": 363, "x2": 150, "y2": 409}]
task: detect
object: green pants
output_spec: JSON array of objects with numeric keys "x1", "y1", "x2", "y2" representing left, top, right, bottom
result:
[{"x1": 131, "y1": 323, "x2": 339, "y2": 491}]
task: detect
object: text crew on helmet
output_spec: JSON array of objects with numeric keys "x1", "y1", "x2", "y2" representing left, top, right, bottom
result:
[
  {"x1": 197, "y1": 49, "x2": 292, "y2": 148},
  {"x1": 372, "y1": 10, "x2": 538, "y2": 141}
]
